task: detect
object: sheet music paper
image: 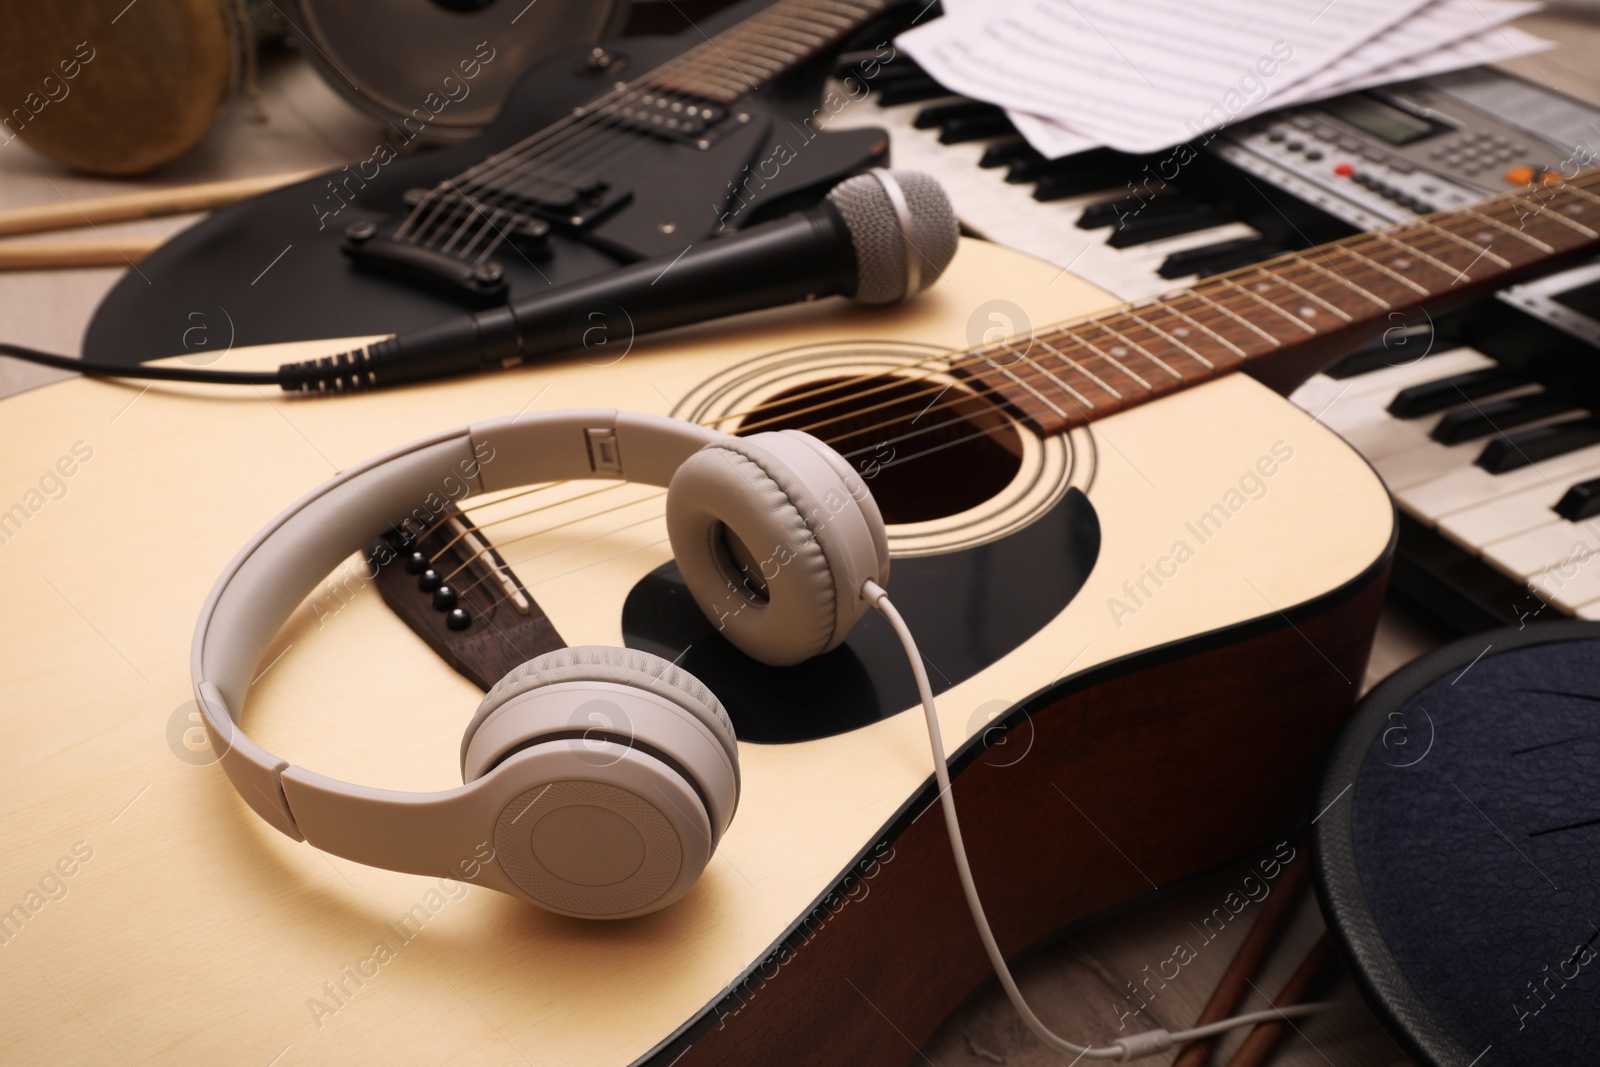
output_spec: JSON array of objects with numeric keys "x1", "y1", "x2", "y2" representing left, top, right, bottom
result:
[{"x1": 900, "y1": 0, "x2": 1550, "y2": 158}]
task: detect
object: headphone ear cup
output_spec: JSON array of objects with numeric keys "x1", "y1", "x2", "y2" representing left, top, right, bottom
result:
[
  {"x1": 665, "y1": 430, "x2": 889, "y2": 666},
  {"x1": 461, "y1": 646, "x2": 739, "y2": 918}
]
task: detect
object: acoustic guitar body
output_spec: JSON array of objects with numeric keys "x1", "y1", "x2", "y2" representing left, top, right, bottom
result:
[
  {"x1": 0, "y1": 240, "x2": 1393, "y2": 1065},
  {"x1": 81, "y1": 0, "x2": 890, "y2": 363}
]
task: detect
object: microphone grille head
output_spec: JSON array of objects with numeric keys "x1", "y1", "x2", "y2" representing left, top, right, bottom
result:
[{"x1": 826, "y1": 169, "x2": 958, "y2": 304}]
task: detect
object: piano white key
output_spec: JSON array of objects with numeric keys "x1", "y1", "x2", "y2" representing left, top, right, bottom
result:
[
  {"x1": 1435, "y1": 480, "x2": 1571, "y2": 549},
  {"x1": 1395, "y1": 441, "x2": 1600, "y2": 523},
  {"x1": 1329, "y1": 409, "x2": 1445, "y2": 461},
  {"x1": 1483, "y1": 518, "x2": 1600, "y2": 578},
  {"x1": 1527, "y1": 552, "x2": 1600, "y2": 613},
  {"x1": 1370, "y1": 434, "x2": 1490, "y2": 491},
  {"x1": 1287, "y1": 373, "x2": 1345, "y2": 415}
]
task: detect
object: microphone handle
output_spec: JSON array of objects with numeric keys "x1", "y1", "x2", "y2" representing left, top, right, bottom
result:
[{"x1": 280, "y1": 203, "x2": 857, "y2": 392}]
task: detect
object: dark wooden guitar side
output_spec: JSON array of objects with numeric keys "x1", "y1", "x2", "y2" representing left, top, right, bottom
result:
[{"x1": 82, "y1": 0, "x2": 899, "y2": 363}]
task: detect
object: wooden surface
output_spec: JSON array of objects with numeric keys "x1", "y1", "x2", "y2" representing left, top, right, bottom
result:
[{"x1": 3, "y1": 8, "x2": 1597, "y2": 1065}]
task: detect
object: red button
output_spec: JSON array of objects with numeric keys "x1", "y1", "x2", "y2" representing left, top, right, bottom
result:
[{"x1": 1334, "y1": 163, "x2": 1355, "y2": 177}]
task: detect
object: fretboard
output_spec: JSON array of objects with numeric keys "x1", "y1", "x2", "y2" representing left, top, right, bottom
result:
[
  {"x1": 956, "y1": 170, "x2": 1600, "y2": 436},
  {"x1": 647, "y1": 0, "x2": 897, "y2": 102}
]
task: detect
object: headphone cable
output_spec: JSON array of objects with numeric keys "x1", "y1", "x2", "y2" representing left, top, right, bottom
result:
[{"x1": 863, "y1": 580, "x2": 1347, "y2": 1061}]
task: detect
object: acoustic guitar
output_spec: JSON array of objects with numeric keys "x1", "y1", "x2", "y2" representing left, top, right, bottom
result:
[
  {"x1": 83, "y1": 0, "x2": 907, "y2": 362},
  {"x1": 6, "y1": 166, "x2": 1600, "y2": 1065}
]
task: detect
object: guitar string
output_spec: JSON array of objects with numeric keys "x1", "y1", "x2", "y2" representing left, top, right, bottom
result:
[
  {"x1": 431, "y1": 0, "x2": 898, "y2": 254},
  {"x1": 423, "y1": 176, "x2": 1596, "y2": 577},
  {"x1": 402, "y1": 0, "x2": 873, "y2": 252},
  {"x1": 459, "y1": 173, "x2": 1599, "y2": 489},
  {"x1": 691, "y1": 176, "x2": 1600, "y2": 432},
  {"x1": 393, "y1": 6, "x2": 780, "y2": 239},
  {"x1": 421, "y1": 7, "x2": 868, "y2": 255},
  {"x1": 422, "y1": 175, "x2": 1600, "y2": 601}
]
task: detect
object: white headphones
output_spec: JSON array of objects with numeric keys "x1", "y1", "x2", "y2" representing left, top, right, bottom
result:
[
  {"x1": 191, "y1": 409, "x2": 888, "y2": 919},
  {"x1": 194, "y1": 407, "x2": 1348, "y2": 1057}
]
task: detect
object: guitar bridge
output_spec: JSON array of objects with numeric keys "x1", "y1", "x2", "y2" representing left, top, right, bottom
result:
[{"x1": 369, "y1": 502, "x2": 565, "y2": 691}]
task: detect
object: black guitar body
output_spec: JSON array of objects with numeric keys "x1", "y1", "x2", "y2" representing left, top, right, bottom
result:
[{"x1": 84, "y1": 1, "x2": 889, "y2": 364}]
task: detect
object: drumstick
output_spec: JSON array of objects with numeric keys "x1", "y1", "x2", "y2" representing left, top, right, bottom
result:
[
  {"x1": 1222, "y1": 932, "x2": 1338, "y2": 1067},
  {"x1": 0, "y1": 170, "x2": 320, "y2": 240},
  {"x1": 1172, "y1": 852, "x2": 1311, "y2": 1067},
  {"x1": 0, "y1": 237, "x2": 164, "y2": 270}
]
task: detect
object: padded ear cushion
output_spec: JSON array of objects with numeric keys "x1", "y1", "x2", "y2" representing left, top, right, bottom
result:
[
  {"x1": 665, "y1": 430, "x2": 888, "y2": 666},
  {"x1": 461, "y1": 645, "x2": 737, "y2": 777}
]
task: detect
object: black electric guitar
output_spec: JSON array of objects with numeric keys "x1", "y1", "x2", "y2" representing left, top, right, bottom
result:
[{"x1": 84, "y1": 0, "x2": 903, "y2": 363}]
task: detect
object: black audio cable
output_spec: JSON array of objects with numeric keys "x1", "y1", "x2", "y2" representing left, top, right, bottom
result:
[
  {"x1": 0, "y1": 339, "x2": 447, "y2": 393},
  {"x1": 2, "y1": 170, "x2": 961, "y2": 398}
]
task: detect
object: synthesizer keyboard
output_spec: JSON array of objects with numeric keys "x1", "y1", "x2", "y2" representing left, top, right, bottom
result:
[{"x1": 825, "y1": 47, "x2": 1600, "y2": 632}]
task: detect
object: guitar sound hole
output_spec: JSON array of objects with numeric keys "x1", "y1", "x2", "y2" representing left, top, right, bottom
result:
[{"x1": 739, "y1": 375, "x2": 1022, "y2": 524}]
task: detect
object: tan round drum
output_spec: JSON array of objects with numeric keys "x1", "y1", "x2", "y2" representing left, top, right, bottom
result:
[{"x1": 0, "y1": 0, "x2": 274, "y2": 175}]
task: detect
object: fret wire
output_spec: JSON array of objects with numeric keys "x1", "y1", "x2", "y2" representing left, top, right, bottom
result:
[
  {"x1": 1063, "y1": 327, "x2": 1153, "y2": 390},
  {"x1": 1034, "y1": 338, "x2": 1121, "y2": 399},
  {"x1": 714, "y1": 171, "x2": 1600, "y2": 440},
  {"x1": 1552, "y1": 180, "x2": 1600, "y2": 216},
  {"x1": 1512, "y1": 191, "x2": 1600, "y2": 238},
  {"x1": 814, "y1": 0, "x2": 873, "y2": 17},
  {"x1": 1286, "y1": 254, "x2": 1388, "y2": 308},
  {"x1": 1126, "y1": 308, "x2": 1214, "y2": 370},
  {"x1": 758, "y1": 213, "x2": 1552, "y2": 432},
  {"x1": 1260, "y1": 267, "x2": 1353, "y2": 322},
  {"x1": 993, "y1": 341, "x2": 1096, "y2": 409},
  {"x1": 1096, "y1": 320, "x2": 1183, "y2": 379},
  {"x1": 1326, "y1": 246, "x2": 1417, "y2": 298},
  {"x1": 1416, "y1": 220, "x2": 1511, "y2": 267},
  {"x1": 748, "y1": 13, "x2": 834, "y2": 44},
  {"x1": 1371, "y1": 232, "x2": 1459, "y2": 281},
  {"x1": 739, "y1": 38, "x2": 812, "y2": 60},
  {"x1": 1164, "y1": 302, "x2": 1247, "y2": 359},
  {"x1": 981, "y1": 355, "x2": 1071, "y2": 422},
  {"x1": 1190, "y1": 290, "x2": 1280, "y2": 345},
  {"x1": 1464, "y1": 207, "x2": 1553, "y2": 252},
  {"x1": 1041, "y1": 329, "x2": 1151, "y2": 391},
  {"x1": 1216, "y1": 277, "x2": 1317, "y2": 334}
]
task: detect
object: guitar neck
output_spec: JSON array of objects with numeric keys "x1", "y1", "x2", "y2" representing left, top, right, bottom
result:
[
  {"x1": 959, "y1": 169, "x2": 1600, "y2": 436},
  {"x1": 647, "y1": 0, "x2": 897, "y2": 102}
]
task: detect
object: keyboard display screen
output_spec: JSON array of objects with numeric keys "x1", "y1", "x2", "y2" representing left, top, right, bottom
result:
[{"x1": 1322, "y1": 95, "x2": 1438, "y2": 145}]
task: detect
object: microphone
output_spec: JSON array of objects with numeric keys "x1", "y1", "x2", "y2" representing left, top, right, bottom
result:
[{"x1": 278, "y1": 169, "x2": 959, "y2": 393}]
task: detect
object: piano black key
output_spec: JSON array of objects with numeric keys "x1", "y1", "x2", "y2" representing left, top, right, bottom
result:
[
  {"x1": 913, "y1": 99, "x2": 999, "y2": 129},
  {"x1": 938, "y1": 113, "x2": 1017, "y2": 144},
  {"x1": 1078, "y1": 193, "x2": 1161, "y2": 229},
  {"x1": 1158, "y1": 236, "x2": 1284, "y2": 279},
  {"x1": 1387, "y1": 367, "x2": 1526, "y2": 418},
  {"x1": 979, "y1": 138, "x2": 1034, "y2": 168},
  {"x1": 1195, "y1": 253, "x2": 1282, "y2": 277},
  {"x1": 876, "y1": 76, "x2": 948, "y2": 107},
  {"x1": 1476, "y1": 416, "x2": 1600, "y2": 474},
  {"x1": 1431, "y1": 393, "x2": 1581, "y2": 444},
  {"x1": 1106, "y1": 205, "x2": 1227, "y2": 248},
  {"x1": 1019, "y1": 149, "x2": 1147, "y2": 200},
  {"x1": 1323, "y1": 327, "x2": 1448, "y2": 379},
  {"x1": 1555, "y1": 477, "x2": 1600, "y2": 521},
  {"x1": 1006, "y1": 146, "x2": 1129, "y2": 185},
  {"x1": 1033, "y1": 170, "x2": 1119, "y2": 201},
  {"x1": 834, "y1": 54, "x2": 925, "y2": 83}
]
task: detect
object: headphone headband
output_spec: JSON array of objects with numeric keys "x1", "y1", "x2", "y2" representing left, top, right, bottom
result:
[{"x1": 190, "y1": 410, "x2": 727, "y2": 885}]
